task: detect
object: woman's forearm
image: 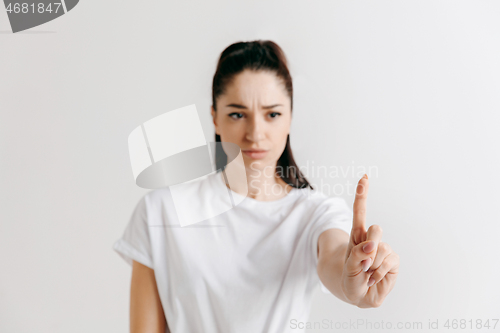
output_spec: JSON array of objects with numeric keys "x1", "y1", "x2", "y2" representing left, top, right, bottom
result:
[{"x1": 317, "y1": 229, "x2": 356, "y2": 305}]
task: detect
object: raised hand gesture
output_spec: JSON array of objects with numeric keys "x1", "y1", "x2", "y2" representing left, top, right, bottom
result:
[{"x1": 341, "y1": 174, "x2": 399, "y2": 308}]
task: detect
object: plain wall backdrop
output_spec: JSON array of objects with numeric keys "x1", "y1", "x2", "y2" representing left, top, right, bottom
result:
[{"x1": 1, "y1": 1, "x2": 499, "y2": 332}]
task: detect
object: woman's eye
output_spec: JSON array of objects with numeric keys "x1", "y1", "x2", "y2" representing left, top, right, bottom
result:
[
  {"x1": 228, "y1": 112, "x2": 281, "y2": 119},
  {"x1": 229, "y1": 113, "x2": 244, "y2": 119}
]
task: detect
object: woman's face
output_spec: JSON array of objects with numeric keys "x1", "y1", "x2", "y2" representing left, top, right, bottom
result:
[{"x1": 211, "y1": 69, "x2": 292, "y2": 171}]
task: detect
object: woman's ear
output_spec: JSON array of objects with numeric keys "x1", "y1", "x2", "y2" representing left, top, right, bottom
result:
[{"x1": 211, "y1": 105, "x2": 219, "y2": 135}]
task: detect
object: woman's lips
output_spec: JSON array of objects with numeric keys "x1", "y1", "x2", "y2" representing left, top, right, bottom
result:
[{"x1": 242, "y1": 150, "x2": 269, "y2": 159}]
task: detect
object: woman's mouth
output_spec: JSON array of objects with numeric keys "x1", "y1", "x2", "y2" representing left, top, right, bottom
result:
[{"x1": 242, "y1": 149, "x2": 269, "y2": 159}]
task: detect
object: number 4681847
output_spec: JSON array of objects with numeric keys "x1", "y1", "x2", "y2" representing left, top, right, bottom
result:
[{"x1": 6, "y1": 2, "x2": 62, "y2": 14}]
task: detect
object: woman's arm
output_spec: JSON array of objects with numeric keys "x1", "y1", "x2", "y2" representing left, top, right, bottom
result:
[
  {"x1": 130, "y1": 260, "x2": 167, "y2": 333},
  {"x1": 317, "y1": 176, "x2": 399, "y2": 308},
  {"x1": 317, "y1": 228, "x2": 355, "y2": 305}
]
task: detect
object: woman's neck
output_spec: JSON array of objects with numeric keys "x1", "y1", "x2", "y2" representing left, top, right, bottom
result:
[{"x1": 220, "y1": 163, "x2": 293, "y2": 201}]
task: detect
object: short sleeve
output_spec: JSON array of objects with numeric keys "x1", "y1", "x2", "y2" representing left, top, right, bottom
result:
[
  {"x1": 113, "y1": 195, "x2": 154, "y2": 269},
  {"x1": 309, "y1": 196, "x2": 352, "y2": 294}
]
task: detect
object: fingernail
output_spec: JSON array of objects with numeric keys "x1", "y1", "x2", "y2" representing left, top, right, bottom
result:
[
  {"x1": 367, "y1": 277, "x2": 375, "y2": 287},
  {"x1": 363, "y1": 174, "x2": 368, "y2": 180},
  {"x1": 363, "y1": 241, "x2": 375, "y2": 253},
  {"x1": 362, "y1": 258, "x2": 372, "y2": 272}
]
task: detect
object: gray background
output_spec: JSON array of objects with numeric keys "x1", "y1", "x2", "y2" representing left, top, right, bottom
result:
[{"x1": 1, "y1": 1, "x2": 499, "y2": 332}]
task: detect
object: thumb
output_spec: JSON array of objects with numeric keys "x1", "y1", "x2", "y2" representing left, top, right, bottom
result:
[{"x1": 344, "y1": 240, "x2": 376, "y2": 276}]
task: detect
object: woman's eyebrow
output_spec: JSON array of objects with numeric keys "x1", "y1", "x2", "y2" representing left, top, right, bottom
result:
[
  {"x1": 262, "y1": 104, "x2": 283, "y2": 109},
  {"x1": 225, "y1": 103, "x2": 283, "y2": 109},
  {"x1": 225, "y1": 103, "x2": 247, "y2": 109}
]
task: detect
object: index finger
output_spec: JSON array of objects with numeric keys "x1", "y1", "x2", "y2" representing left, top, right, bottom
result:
[{"x1": 352, "y1": 174, "x2": 369, "y2": 232}]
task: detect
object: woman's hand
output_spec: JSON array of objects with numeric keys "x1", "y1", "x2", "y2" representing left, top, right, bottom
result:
[{"x1": 341, "y1": 174, "x2": 399, "y2": 308}]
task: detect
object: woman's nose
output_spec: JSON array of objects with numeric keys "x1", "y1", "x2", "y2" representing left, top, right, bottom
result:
[{"x1": 245, "y1": 116, "x2": 265, "y2": 142}]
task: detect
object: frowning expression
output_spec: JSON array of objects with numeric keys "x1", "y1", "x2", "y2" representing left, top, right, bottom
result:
[{"x1": 211, "y1": 69, "x2": 292, "y2": 170}]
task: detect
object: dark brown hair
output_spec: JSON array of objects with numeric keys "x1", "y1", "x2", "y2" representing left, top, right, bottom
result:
[{"x1": 211, "y1": 40, "x2": 313, "y2": 189}]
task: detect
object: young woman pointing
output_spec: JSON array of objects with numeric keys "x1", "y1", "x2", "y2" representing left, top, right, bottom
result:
[{"x1": 114, "y1": 40, "x2": 399, "y2": 333}]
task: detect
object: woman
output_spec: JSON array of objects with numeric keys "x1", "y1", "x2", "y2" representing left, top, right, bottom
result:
[{"x1": 114, "y1": 40, "x2": 399, "y2": 333}]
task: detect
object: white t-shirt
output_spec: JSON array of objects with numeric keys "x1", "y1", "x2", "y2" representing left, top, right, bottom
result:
[{"x1": 113, "y1": 171, "x2": 352, "y2": 333}]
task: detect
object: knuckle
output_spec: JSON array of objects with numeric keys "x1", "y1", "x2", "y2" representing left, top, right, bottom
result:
[
  {"x1": 354, "y1": 208, "x2": 366, "y2": 216},
  {"x1": 370, "y1": 224, "x2": 383, "y2": 234},
  {"x1": 371, "y1": 271, "x2": 382, "y2": 282},
  {"x1": 351, "y1": 226, "x2": 365, "y2": 236},
  {"x1": 352, "y1": 244, "x2": 362, "y2": 257},
  {"x1": 380, "y1": 259, "x2": 390, "y2": 271},
  {"x1": 378, "y1": 242, "x2": 390, "y2": 253}
]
